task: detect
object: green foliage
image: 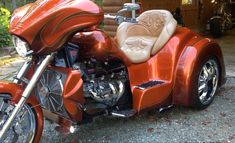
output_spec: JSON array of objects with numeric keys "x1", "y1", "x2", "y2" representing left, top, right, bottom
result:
[
  {"x1": 0, "y1": 8, "x2": 11, "y2": 48},
  {"x1": 94, "y1": 0, "x2": 104, "y2": 29},
  {"x1": 94, "y1": 0, "x2": 103, "y2": 7},
  {"x1": 0, "y1": 0, "x2": 36, "y2": 12}
]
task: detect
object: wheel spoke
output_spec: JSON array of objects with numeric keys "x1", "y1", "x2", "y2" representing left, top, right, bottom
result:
[
  {"x1": 50, "y1": 91, "x2": 61, "y2": 96},
  {"x1": 48, "y1": 97, "x2": 56, "y2": 111},
  {"x1": 198, "y1": 83, "x2": 206, "y2": 93},
  {"x1": 49, "y1": 94, "x2": 61, "y2": 106},
  {"x1": 208, "y1": 68, "x2": 215, "y2": 81},
  {"x1": 42, "y1": 73, "x2": 46, "y2": 84},
  {"x1": 199, "y1": 75, "x2": 206, "y2": 82},
  {"x1": 39, "y1": 79, "x2": 45, "y2": 87},
  {"x1": 199, "y1": 92, "x2": 207, "y2": 101},
  {"x1": 0, "y1": 101, "x2": 5, "y2": 111},
  {"x1": 198, "y1": 60, "x2": 219, "y2": 105},
  {"x1": 50, "y1": 82, "x2": 59, "y2": 91},
  {"x1": 203, "y1": 66, "x2": 209, "y2": 78},
  {"x1": 46, "y1": 71, "x2": 50, "y2": 85}
]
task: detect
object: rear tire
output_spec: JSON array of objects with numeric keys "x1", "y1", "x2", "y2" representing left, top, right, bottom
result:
[
  {"x1": 190, "y1": 57, "x2": 220, "y2": 110},
  {"x1": 210, "y1": 19, "x2": 222, "y2": 38}
]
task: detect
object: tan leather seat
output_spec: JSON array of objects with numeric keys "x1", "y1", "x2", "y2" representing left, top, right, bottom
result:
[{"x1": 116, "y1": 10, "x2": 177, "y2": 63}]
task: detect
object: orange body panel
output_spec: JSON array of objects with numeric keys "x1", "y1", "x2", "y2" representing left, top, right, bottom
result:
[
  {"x1": 127, "y1": 27, "x2": 198, "y2": 111},
  {"x1": 68, "y1": 27, "x2": 225, "y2": 112},
  {"x1": 173, "y1": 38, "x2": 226, "y2": 106},
  {"x1": 0, "y1": 81, "x2": 43, "y2": 143},
  {"x1": 10, "y1": 0, "x2": 104, "y2": 55},
  {"x1": 63, "y1": 69, "x2": 84, "y2": 122},
  {"x1": 47, "y1": 66, "x2": 85, "y2": 122},
  {"x1": 127, "y1": 27, "x2": 225, "y2": 111},
  {"x1": 71, "y1": 30, "x2": 131, "y2": 64}
]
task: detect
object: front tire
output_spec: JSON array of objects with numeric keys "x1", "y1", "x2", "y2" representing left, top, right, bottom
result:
[
  {"x1": 190, "y1": 58, "x2": 220, "y2": 109},
  {"x1": 210, "y1": 18, "x2": 222, "y2": 38},
  {"x1": 0, "y1": 94, "x2": 38, "y2": 143}
]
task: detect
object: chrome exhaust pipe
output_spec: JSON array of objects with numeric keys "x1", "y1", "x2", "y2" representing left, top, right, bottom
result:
[{"x1": 0, "y1": 54, "x2": 54, "y2": 140}]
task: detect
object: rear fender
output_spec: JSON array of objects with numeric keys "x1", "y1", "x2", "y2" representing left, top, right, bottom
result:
[
  {"x1": 210, "y1": 15, "x2": 223, "y2": 21},
  {"x1": 173, "y1": 38, "x2": 226, "y2": 106},
  {"x1": 0, "y1": 81, "x2": 43, "y2": 143}
]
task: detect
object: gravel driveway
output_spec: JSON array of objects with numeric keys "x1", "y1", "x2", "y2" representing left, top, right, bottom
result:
[{"x1": 39, "y1": 77, "x2": 235, "y2": 143}]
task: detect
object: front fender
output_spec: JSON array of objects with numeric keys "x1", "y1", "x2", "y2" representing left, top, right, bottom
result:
[
  {"x1": 173, "y1": 38, "x2": 226, "y2": 106},
  {"x1": 0, "y1": 81, "x2": 43, "y2": 143},
  {"x1": 210, "y1": 15, "x2": 223, "y2": 21}
]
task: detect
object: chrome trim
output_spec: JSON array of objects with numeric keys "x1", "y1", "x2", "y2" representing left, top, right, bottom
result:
[
  {"x1": 0, "y1": 54, "x2": 54, "y2": 140},
  {"x1": 0, "y1": 94, "x2": 36, "y2": 143},
  {"x1": 13, "y1": 60, "x2": 32, "y2": 84},
  {"x1": 210, "y1": 16, "x2": 222, "y2": 21},
  {"x1": 111, "y1": 112, "x2": 126, "y2": 117},
  {"x1": 198, "y1": 60, "x2": 219, "y2": 105}
]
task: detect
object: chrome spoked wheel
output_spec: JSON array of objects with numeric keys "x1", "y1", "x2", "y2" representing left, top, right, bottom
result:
[
  {"x1": 198, "y1": 60, "x2": 219, "y2": 105},
  {"x1": 0, "y1": 94, "x2": 36, "y2": 143}
]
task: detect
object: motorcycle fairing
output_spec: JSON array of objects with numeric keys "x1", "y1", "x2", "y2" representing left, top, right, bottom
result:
[
  {"x1": 38, "y1": 66, "x2": 85, "y2": 122},
  {"x1": 10, "y1": 0, "x2": 104, "y2": 55},
  {"x1": 0, "y1": 81, "x2": 43, "y2": 143},
  {"x1": 62, "y1": 68, "x2": 84, "y2": 122}
]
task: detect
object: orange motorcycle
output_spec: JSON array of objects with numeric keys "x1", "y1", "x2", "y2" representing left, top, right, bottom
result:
[{"x1": 0, "y1": 0, "x2": 226, "y2": 142}]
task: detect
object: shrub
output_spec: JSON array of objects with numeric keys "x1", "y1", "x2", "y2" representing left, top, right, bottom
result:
[
  {"x1": 0, "y1": 8, "x2": 11, "y2": 48},
  {"x1": 95, "y1": 0, "x2": 103, "y2": 7}
]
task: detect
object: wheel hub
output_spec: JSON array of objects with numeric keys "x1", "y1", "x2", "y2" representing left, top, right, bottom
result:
[
  {"x1": 198, "y1": 60, "x2": 219, "y2": 105},
  {"x1": 0, "y1": 95, "x2": 36, "y2": 143}
]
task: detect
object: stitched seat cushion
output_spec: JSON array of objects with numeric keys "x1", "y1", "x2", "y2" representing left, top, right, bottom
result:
[
  {"x1": 121, "y1": 36, "x2": 157, "y2": 63},
  {"x1": 116, "y1": 10, "x2": 177, "y2": 63}
]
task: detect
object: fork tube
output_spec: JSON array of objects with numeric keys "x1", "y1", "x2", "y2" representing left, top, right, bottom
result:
[
  {"x1": 13, "y1": 60, "x2": 32, "y2": 84},
  {"x1": 0, "y1": 54, "x2": 54, "y2": 140}
]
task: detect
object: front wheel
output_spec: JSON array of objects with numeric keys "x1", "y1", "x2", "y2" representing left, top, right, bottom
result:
[
  {"x1": 191, "y1": 58, "x2": 220, "y2": 109},
  {"x1": 0, "y1": 94, "x2": 37, "y2": 143},
  {"x1": 210, "y1": 19, "x2": 222, "y2": 38}
]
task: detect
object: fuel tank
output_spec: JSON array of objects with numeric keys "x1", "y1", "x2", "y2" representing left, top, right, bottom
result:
[
  {"x1": 10, "y1": 0, "x2": 104, "y2": 54},
  {"x1": 70, "y1": 30, "x2": 132, "y2": 65}
]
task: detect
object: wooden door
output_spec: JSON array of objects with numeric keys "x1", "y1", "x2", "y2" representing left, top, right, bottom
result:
[
  {"x1": 181, "y1": 0, "x2": 199, "y2": 28},
  {"x1": 139, "y1": 0, "x2": 181, "y2": 12}
]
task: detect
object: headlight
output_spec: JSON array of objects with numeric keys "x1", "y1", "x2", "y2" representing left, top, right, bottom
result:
[{"x1": 12, "y1": 36, "x2": 32, "y2": 57}]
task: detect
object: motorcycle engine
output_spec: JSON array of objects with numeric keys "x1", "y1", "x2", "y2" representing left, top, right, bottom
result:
[
  {"x1": 36, "y1": 54, "x2": 128, "y2": 116},
  {"x1": 74, "y1": 58, "x2": 128, "y2": 106}
]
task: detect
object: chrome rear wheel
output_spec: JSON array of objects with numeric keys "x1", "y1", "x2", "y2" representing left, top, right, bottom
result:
[
  {"x1": 198, "y1": 60, "x2": 219, "y2": 105},
  {"x1": 0, "y1": 94, "x2": 36, "y2": 143}
]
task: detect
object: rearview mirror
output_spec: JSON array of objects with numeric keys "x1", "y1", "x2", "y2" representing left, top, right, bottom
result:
[{"x1": 123, "y1": 3, "x2": 140, "y2": 11}]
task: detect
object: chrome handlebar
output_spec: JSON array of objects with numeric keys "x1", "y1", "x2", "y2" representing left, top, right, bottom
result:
[
  {"x1": 104, "y1": 14, "x2": 138, "y2": 24},
  {"x1": 104, "y1": 14, "x2": 116, "y2": 20}
]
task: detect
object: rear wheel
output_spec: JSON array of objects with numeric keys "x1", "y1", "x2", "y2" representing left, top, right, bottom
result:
[
  {"x1": 191, "y1": 58, "x2": 220, "y2": 109},
  {"x1": 210, "y1": 19, "x2": 222, "y2": 38},
  {"x1": 0, "y1": 94, "x2": 37, "y2": 143}
]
